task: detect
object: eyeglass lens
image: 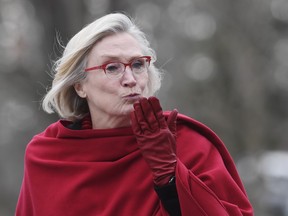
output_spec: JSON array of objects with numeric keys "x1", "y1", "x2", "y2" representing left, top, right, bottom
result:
[{"x1": 105, "y1": 57, "x2": 149, "y2": 78}]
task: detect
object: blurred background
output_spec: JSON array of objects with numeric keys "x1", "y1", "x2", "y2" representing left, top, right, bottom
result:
[{"x1": 0, "y1": 0, "x2": 288, "y2": 215}]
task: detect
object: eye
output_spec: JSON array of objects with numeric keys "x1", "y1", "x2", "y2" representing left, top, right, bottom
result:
[
  {"x1": 132, "y1": 59, "x2": 145, "y2": 69},
  {"x1": 105, "y1": 63, "x2": 122, "y2": 73}
]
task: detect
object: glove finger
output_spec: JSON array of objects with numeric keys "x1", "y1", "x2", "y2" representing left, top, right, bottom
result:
[
  {"x1": 130, "y1": 111, "x2": 142, "y2": 134},
  {"x1": 167, "y1": 109, "x2": 178, "y2": 153},
  {"x1": 148, "y1": 97, "x2": 166, "y2": 129},
  {"x1": 139, "y1": 97, "x2": 159, "y2": 131},
  {"x1": 167, "y1": 109, "x2": 178, "y2": 136},
  {"x1": 133, "y1": 101, "x2": 150, "y2": 132}
]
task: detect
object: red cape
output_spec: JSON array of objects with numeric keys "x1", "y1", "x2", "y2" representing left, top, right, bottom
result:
[{"x1": 16, "y1": 113, "x2": 253, "y2": 216}]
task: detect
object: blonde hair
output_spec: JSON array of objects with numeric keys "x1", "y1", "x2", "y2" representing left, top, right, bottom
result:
[{"x1": 42, "y1": 13, "x2": 162, "y2": 121}]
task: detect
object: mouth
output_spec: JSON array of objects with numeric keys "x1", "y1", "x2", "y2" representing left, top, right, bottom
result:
[{"x1": 123, "y1": 93, "x2": 141, "y2": 101}]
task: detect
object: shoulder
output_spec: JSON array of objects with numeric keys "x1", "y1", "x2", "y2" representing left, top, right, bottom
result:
[
  {"x1": 24, "y1": 119, "x2": 82, "y2": 161},
  {"x1": 164, "y1": 111, "x2": 224, "y2": 148},
  {"x1": 25, "y1": 120, "x2": 62, "y2": 150},
  {"x1": 176, "y1": 113, "x2": 224, "y2": 149},
  {"x1": 164, "y1": 111, "x2": 234, "y2": 167},
  {"x1": 33, "y1": 119, "x2": 80, "y2": 139},
  {"x1": 25, "y1": 120, "x2": 71, "y2": 155}
]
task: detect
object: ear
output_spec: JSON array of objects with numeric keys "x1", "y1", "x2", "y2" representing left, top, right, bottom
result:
[{"x1": 74, "y1": 82, "x2": 87, "y2": 98}]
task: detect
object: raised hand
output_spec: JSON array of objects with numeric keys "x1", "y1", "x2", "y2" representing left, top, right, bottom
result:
[{"x1": 130, "y1": 97, "x2": 178, "y2": 186}]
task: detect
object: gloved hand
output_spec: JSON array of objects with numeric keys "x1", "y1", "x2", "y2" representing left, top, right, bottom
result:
[{"x1": 130, "y1": 97, "x2": 178, "y2": 186}]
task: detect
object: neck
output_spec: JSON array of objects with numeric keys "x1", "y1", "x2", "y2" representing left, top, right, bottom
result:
[{"x1": 90, "y1": 113, "x2": 131, "y2": 129}]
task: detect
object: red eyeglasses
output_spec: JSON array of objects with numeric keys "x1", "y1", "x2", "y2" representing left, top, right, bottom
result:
[{"x1": 84, "y1": 56, "x2": 151, "y2": 79}]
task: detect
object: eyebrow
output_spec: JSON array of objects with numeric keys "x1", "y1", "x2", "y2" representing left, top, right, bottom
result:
[{"x1": 98, "y1": 55, "x2": 143, "y2": 62}]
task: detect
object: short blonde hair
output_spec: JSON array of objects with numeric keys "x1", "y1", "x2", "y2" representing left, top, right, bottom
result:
[{"x1": 42, "y1": 13, "x2": 162, "y2": 121}]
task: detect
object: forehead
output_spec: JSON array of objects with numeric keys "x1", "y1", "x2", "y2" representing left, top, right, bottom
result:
[{"x1": 88, "y1": 32, "x2": 143, "y2": 62}]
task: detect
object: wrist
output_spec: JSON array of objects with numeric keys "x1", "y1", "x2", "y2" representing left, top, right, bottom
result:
[
  {"x1": 168, "y1": 176, "x2": 176, "y2": 184},
  {"x1": 154, "y1": 174, "x2": 175, "y2": 187}
]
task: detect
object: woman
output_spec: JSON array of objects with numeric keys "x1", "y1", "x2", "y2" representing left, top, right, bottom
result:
[{"x1": 16, "y1": 13, "x2": 253, "y2": 216}]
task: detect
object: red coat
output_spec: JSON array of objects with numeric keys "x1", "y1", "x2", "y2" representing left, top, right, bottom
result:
[{"x1": 16, "y1": 113, "x2": 253, "y2": 215}]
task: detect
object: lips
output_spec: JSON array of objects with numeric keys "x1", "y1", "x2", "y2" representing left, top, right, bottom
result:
[
  {"x1": 127, "y1": 93, "x2": 140, "y2": 97},
  {"x1": 123, "y1": 93, "x2": 141, "y2": 100}
]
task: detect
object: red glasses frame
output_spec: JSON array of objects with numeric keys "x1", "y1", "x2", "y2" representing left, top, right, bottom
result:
[{"x1": 84, "y1": 56, "x2": 152, "y2": 73}]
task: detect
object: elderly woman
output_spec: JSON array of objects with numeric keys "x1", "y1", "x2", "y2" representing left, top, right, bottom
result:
[{"x1": 16, "y1": 13, "x2": 253, "y2": 216}]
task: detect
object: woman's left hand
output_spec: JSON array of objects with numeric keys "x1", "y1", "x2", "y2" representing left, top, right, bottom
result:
[{"x1": 130, "y1": 97, "x2": 178, "y2": 186}]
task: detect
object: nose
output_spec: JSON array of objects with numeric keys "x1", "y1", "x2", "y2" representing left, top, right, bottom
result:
[{"x1": 121, "y1": 66, "x2": 137, "y2": 87}]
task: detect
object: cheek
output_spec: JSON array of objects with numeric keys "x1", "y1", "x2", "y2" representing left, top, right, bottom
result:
[
  {"x1": 139, "y1": 75, "x2": 150, "y2": 96},
  {"x1": 84, "y1": 75, "x2": 116, "y2": 95},
  {"x1": 85, "y1": 83, "x2": 118, "y2": 111},
  {"x1": 138, "y1": 73, "x2": 149, "y2": 89}
]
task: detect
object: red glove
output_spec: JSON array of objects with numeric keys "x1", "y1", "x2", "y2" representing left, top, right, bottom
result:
[{"x1": 130, "y1": 97, "x2": 178, "y2": 186}]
